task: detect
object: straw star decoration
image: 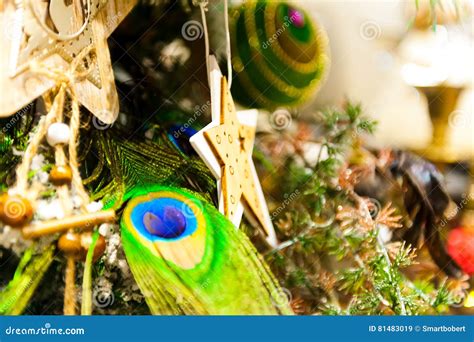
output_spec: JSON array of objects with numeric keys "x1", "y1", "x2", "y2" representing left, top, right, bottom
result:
[
  {"x1": 0, "y1": 0, "x2": 138, "y2": 123},
  {"x1": 190, "y1": 57, "x2": 277, "y2": 247}
]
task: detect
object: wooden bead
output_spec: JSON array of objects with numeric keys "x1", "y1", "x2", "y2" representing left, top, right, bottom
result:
[
  {"x1": 49, "y1": 165, "x2": 73, "y2": 185},
  {"x1": 0, "y1": 194, "x2": 34, "y2": 228},
  {"x1": 80, "y1": 232, "x2": 106, "y2": 262},
  {"x1": 46, "y1": 123, "x2": 70, "y2": 146},
  {"x1": 58, "y1": 232, "x2": 83, "y2": 260},
  {"x1": 58, "y1": 232, "x2": 106, "y2": 261}
]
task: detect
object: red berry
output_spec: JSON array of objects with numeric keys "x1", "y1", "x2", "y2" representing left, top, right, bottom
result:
[{"x1": 447, "y1": 227, "x2": 474, "y2": 275}]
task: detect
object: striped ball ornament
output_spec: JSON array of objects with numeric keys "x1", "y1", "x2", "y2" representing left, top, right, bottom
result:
[{"x1": 231, "y1": 1, "x2": 329, "y2": 109}]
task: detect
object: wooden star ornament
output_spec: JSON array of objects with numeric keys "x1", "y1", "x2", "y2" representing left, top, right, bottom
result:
[
  {"x1": 190, "y1": 56, "x2": 278, "y2": 247},
  {"x1": 0, "y1": 0, "x2": 138, "y2": 123}
]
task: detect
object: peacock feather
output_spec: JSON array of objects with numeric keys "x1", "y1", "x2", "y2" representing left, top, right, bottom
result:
[
  {"x1": 0, "y1": 245, "x2": 55, "y2": 315},
  {"x1": 87, "y1": 130, "x2": 216, "y2": 208},
  {"x1": 120, "y1": 185, "x2": 293, "y2": 315}
]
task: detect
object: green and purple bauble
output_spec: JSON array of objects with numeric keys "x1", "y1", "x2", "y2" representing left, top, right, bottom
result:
[{"x1": 231, "y1": 1, "x2": 329, "y2": 109}]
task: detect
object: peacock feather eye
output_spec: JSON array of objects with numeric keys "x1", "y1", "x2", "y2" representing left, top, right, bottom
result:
[
  {"x1": 121, "y1": 185, "x2": 294, "y2": 315},
  {"x1": 142, "y1": 206, "x2": 186, "y2": 239},
  {"x1": 126, "y1": 194, "x2": 199, "y2": 242}
]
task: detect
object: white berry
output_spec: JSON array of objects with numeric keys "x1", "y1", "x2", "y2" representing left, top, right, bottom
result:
[{"x1": 46, "y1": 123, "x2": 70, "y2": 146}]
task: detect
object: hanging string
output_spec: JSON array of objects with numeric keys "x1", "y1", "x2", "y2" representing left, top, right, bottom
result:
[
  {"x1": 15, "y1": 45, "x2": 95, "y2": 212},
  {"x1": 51, "y1": 85, "x2": 74, "y2": 216},
  {"x1": 199, "y1": 0, "x2": 232, "y2": 89},
  {"x1": 224, "y1": 0, "x2": 232, "y2": 88},
  {"x1": 27, "y1": 0, "x2": 91, "y2": 41},
  {"x1": 14, "y1": 86, "x2": 66, "y2": 195},
  {"x1": 27, "y1": 45, "x2": 98, "y2": 316},
  {"x1": 199, "y1": 1, "x2": 210, "y2": 86},
  {"x1": 69, "y1": 93, "x2": 90, "y2": 211}
]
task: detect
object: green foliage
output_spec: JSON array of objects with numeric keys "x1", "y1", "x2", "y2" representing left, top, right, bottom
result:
[
  {"x1": 338, "y1": 268, "x2": 365, "y2": 294},
  {"x1": 0, "y1": 104, "x2": 36, "y2": 189},
  {"x1": 431, "y1": 279, "x2": 462, "y2": 310},
  {"x1": 266, "y1": 103, "x2": 460, "y2": 315}
]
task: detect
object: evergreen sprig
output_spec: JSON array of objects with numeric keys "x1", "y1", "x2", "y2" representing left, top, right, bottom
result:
[{"x1": 266, "y1": 103, "x2": 461, "y2": 315}]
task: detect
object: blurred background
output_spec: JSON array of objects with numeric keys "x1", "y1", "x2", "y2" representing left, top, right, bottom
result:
[{"x1": 301, "y1": 0, "x2": 474, "y2": 312}]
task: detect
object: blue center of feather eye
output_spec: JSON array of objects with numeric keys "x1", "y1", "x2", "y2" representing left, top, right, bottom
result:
[
  {"x1": 143, "y1": 206, "x2": 186, "y2": 238},
  {"x1": 130, "y1": 197, "x2": 197, "y2": 241}
]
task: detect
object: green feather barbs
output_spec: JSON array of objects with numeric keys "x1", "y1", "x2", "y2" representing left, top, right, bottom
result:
[{"x1": 121, "y1": 185, "x2": 293, "y2": 315}]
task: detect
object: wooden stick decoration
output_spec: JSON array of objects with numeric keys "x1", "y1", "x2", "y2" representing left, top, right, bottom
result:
[
  {"x1": 21, "y1": 209, "x2": 116, "y2": 239},
  {"x1": 0, "y1": 0, "x2": 138, "y2": 316},
  {"x1": 0, "y1": 42, "x2": 112, "y2": 317},
  {"x1": 64, "y1": 257, "x2": 77, "y2": 315}
]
